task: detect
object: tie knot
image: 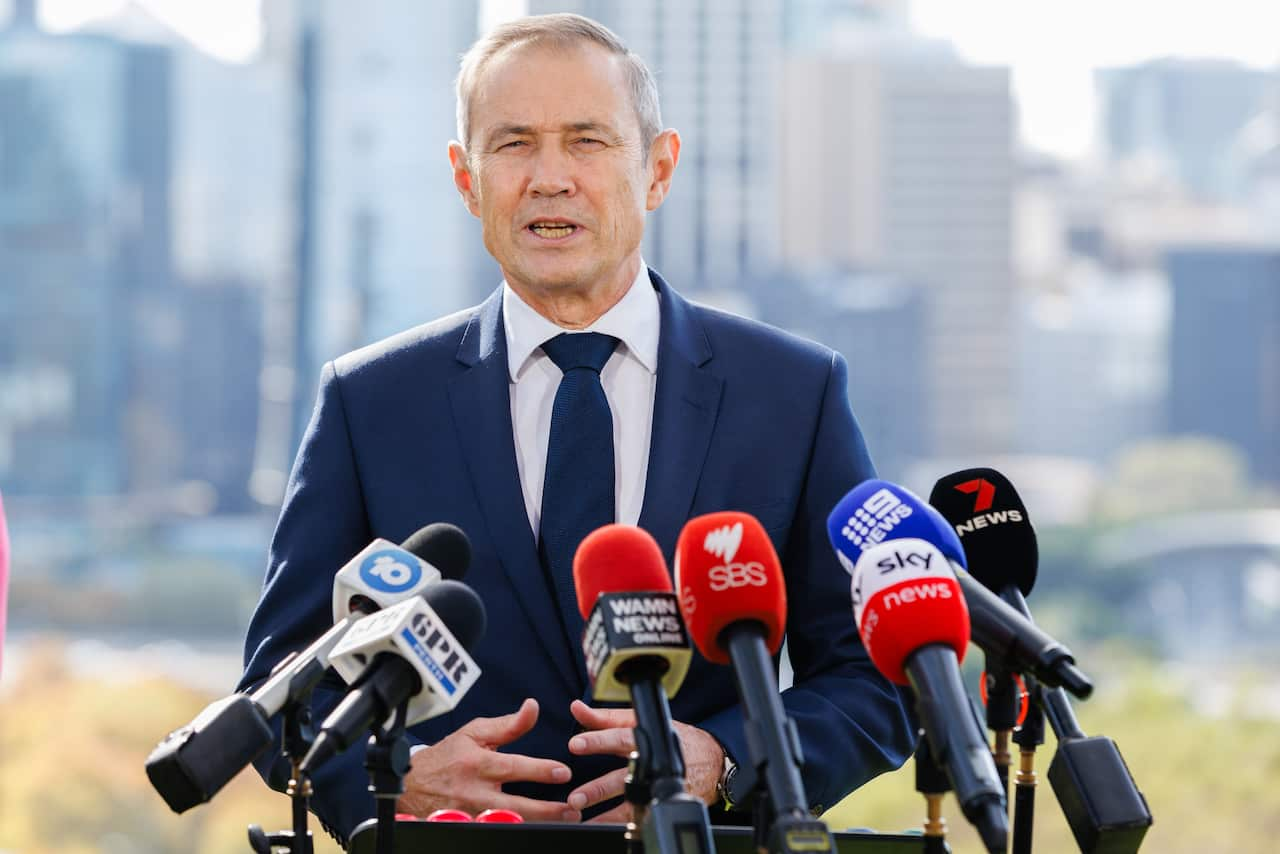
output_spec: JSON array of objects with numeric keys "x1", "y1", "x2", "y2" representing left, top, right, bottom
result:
[{"x1": 541, "y1": 332, "x2": 619, "y2": 374}]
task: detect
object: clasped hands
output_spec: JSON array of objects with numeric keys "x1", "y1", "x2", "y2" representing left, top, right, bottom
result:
[{"x1": 395, "y1": 698, "x2": 724, "y2": 823}]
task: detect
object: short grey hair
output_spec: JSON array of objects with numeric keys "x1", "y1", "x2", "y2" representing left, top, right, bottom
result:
[{"x1": 456, "y1": 13, "x2": 662, "y2": 155}]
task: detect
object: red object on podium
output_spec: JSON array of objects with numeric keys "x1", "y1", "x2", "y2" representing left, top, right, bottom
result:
[
  {"x1": 426, "y1": 809, "x2": 473, "y2": 822},
  {"x1": 474, "y1": 809, "x2": 524, "y2": 823}
]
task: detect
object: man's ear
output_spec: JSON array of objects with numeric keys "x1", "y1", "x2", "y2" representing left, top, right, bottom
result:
[
  {"x1": 448, "y1": 141, "x2": 481, "y2": 217},
  {"x1": 645, "y1": 129, "x2": 681, "y2": 212}
]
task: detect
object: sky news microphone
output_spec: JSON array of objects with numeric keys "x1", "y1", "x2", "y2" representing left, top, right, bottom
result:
[
  {"x1": 831, "y1": 530, "x2": 1006, "y2": 854},
  {"x1": 573, "y1": 525, "x2": 713, "y2": 853},
  {"x1": 146, "y1": 524, "x2": 470, "y2": 813},
  {"x1": 827, "y1": 479, "x2": 1092, "y2": 699},
  {"x1": 301, "y1": 579, "x2": 486, "y2": 774},
  {"x1": 675, "y1": 512, "x2": 835, "y2": 853}
]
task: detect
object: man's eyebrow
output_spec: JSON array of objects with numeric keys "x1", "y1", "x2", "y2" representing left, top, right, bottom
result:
[{"x1": 483, "y1": 121, "x2": 621, "y2": 146}]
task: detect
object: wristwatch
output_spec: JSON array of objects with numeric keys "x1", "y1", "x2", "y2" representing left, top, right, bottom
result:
[{"x1": 716, "y1": 752, "x2": 740, "y2": 811}]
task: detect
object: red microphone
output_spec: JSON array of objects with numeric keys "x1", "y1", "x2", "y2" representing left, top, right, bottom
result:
[
  {"x1": 571, "y1": 525, "x2": 712, "y2": 847},
  {"x1": 674, "y1": 513, "x2": 832, "y2": 850},
  {"x1": 572, "y1": 525, "x2": 692, "y2": 703}
]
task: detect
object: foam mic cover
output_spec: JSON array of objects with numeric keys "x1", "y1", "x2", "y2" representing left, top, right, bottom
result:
[
  {"x1": 573, "y1": 525, "x2": 691, "y2": 702},
  {"x1": 929, "y1": 468, "x2": 1038, "y2": 596},
  {"x1": 849, "y1": 538, "x2": 969, "y2": 684},
  {"x1": 573, "y1": 524, "x2": 673, "y2": 617},
  {"x1": 827, "y1": 479, "x2": 967, "y2": 572},
  {"x1": 674, "y1": 512, "x2": 786, "y2": 665}
]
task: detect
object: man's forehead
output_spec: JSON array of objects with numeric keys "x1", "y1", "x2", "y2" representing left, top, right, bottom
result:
[{"x1": 470, "y1": 41, "x2": 633, "y2": 128}]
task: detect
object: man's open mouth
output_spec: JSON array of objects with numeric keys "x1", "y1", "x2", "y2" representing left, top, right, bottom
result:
[{"x1": 528, "y1": 222, "x2": 579, "y2": 239}]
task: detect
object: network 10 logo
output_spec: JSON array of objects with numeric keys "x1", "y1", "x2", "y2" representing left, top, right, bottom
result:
[{"x1": 359, "y1": 548, "x2": 423, "y2": 593}]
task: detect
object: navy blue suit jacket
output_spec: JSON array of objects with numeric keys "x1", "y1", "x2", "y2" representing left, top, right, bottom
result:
[{"x1": 239, "y1": 271, "x2": 913, "y2": 839}]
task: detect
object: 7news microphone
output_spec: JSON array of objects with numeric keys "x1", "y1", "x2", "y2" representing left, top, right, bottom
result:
[
  {"x1": 675, "y1": 512, "x2": 836, "y2": 854},
  {"x1": 146, "y1": 523, "x2": 470, "y2": 812},
  {"x1": 930, "y1": 469, "x2": 1152, "y2": 854},
  {"x1": 827, "y1": 483, "x2": 1007, "y2": 854},
  {"x1": 573, "y1": 524, "x2": 713, "y2": 854}
]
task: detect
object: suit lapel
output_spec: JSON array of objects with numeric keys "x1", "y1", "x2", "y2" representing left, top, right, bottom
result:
[
  {"x1": 446, "y1": 289, "x2": 581, "y2": 696},
  {"x1": 638, "y1": 270, "x2": 724, "y2": 565}
]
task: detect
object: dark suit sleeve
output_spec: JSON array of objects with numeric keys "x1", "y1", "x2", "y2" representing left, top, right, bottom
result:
[
  {"x1": 698, "y1": 351, "x2": 915, "y2": 813},
  {"x1": 237, "y1": 362, "x2": 379, "y2": 842}
]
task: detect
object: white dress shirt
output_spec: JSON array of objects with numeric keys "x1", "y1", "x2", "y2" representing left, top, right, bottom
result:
[{"x1": 503, "y1": 264, "x2": 659, "y2": 539}]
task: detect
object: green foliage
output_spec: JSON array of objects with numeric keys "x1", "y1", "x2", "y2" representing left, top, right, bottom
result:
[{"x1": 1093, "y1": 436, "x2": 1263, "y2": 524}]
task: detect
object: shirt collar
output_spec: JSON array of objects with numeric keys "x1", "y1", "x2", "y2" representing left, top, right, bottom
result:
[{"x1": 502, "y1": 263, "x2": 660, "y2": 381}]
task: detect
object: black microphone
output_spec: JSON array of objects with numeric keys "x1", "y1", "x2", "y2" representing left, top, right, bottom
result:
[
  {"x1": 930, "y1": 469, "x2": 1152, "y2": 853},
  {"x1": 300, "y1": 579, "x2": 486, "y2": 774},
  {"x1": 146, "y1": 524, "x2": 471, "y2": 813}
]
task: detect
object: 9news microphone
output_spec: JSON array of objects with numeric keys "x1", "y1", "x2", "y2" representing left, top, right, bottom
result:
[
  {"x1": 829, "y1": 480, "x2": 1092, "y2": 698},
  {"x1": 826, "y1": 494, "x2": 1006, "y2": 853},
  {"x1": 573, "y1": 524, "x2": 712, "y2": 854},
  {"x1": 300, "y1": 579, "x2": 486, "y2": 773},
  {"x1": 930, "y1": 469, "x2": 1152, "y2": 853},
  {"x1": 146, "y1": 524, "x2": 470, "y2": 812},
  {"x1": 675, "y1": 512, "x2": 835, "y2": 854}
]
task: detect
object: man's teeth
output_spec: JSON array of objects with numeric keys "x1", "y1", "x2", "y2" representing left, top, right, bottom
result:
[{"x1": 530, "y1": 223, "x2": 576, "y2": 238}]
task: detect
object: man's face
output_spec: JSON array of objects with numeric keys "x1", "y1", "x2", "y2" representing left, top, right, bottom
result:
[{"x1": 450, "y1": 42, "x2": 677, "y2": 300}]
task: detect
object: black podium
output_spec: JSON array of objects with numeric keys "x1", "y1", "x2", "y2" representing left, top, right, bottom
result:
[{"x1": 348, "y1": 820, "x2": 922, "y2": 853}]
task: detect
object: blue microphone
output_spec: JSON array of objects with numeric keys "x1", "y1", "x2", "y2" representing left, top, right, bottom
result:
[{"x1": 827, "y1": 480, "x2": 1092, "y2": 698}]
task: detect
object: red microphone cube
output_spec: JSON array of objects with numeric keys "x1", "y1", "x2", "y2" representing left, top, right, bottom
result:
[
  {"x1": 426, "y1": 809, "x2": 473, "y2": 822},
  {"x1": 474, "y1": 809, "x2": 524, "y2": 823}
]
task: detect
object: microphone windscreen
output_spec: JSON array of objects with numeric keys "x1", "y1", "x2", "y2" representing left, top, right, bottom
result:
[
  {"x1": 573, "y1": 524, "x2": 672, "y2": 619},
  {"x1": 674, "y1": 512, "x2": 785, "y2": 664},
  {"x1": 827, "y1": 479, "x2": 967, "y2": 570},
  {"x1": 850, "y1": 538, "x2": 969, "y2": 683},
  {"x1": 422, "y1": 580, "x2": 487, "y2": 651},
  {"x1": 402, "y1": 523, "x2": 472, "y2": 581},
  {"x1": 928, "y1": 468, "x2": 1038, "y2": 595}
]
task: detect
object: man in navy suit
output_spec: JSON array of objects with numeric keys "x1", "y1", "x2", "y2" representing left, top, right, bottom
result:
[{"x1": 239, "y1": 13, "x2": 912, "y2": 841}]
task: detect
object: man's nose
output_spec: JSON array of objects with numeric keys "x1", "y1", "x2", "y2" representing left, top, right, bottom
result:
[{"x1": 527, "y1": 144, "x2": 575, "y2": 197}]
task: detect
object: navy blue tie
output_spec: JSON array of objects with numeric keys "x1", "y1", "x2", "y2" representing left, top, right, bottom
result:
[{"x1": 538, "y1": 332, "x2": 620, "y2": 677}]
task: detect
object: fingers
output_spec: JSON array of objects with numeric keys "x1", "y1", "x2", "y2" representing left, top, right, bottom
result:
[
  {"x1": 568, "y1": 766, "x2": 629, "y2": 811},
  {"x1": 586, "y1": 802, "x2": 633, "y2": 825},
  {"x1": 482, "y1": 751, "x2": 572, "y2": 786},
  {"x1": 570, "y1": 699, "x2": 636, "y2": 731},
  {"x1": 568, "y1": 725, "x2": 636, "y2": 758},
  {"x1": 487, "y1": 793, "x2": 582, "y2": 824},
  {"x1": 464, "y1": 698, "x2": 540, "y2": 747}
]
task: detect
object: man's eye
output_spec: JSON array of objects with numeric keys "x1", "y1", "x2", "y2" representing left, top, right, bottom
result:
[
  {"x1": 575, "y1": 138, "x2": 605, "y2": 148},
  {"x1": 498, "y1": 140, "x2": 526, "y2": 150}
]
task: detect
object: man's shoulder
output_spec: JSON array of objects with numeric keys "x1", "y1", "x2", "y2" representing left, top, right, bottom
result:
[
  {"x1": 329, "y1": 305, "x2": 477, "y2": 383},
  {"x1": 687, "y1": 298, "x2": 836, "y2": 374}
]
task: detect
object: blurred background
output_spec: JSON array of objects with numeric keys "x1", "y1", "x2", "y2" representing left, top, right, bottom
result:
[{"x1": 1, "y1": 0, "x2": 1278, "y2": 851}]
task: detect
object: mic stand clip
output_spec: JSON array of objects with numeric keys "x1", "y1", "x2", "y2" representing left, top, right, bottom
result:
[
  {"x1": 365, "y1": 701, "x2": 411, "y2": 854},
  {"x1": 247, "y1": 696, "x2": 316, "y2": 854}
]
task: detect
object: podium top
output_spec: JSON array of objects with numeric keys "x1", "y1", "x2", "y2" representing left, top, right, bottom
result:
[{"x1": 348, "y1": 820, "x2": 923, "y2": 853}]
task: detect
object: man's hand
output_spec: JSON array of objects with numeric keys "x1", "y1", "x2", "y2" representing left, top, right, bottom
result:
[
  {"x1": 396, "y1": 698, "x2": 582, "y2": 822},
  {"x1": 565, "y1": 699, "x2": 725, "y2": 824}
]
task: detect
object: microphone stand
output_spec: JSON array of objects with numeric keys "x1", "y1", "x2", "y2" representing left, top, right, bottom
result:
[
  {"x1": 984, "y1": 661, "x2": 1020, "y2": 809},
  {"x1": 1011, "y1": 676, "x2": 1045, "y2": 854},
  {"x1": 914, "y1": 731, "x2": 952, "y2": 854},
  {"x1": 247, "y1": 682, "x2": 317, "y2": 853},
  {"x1": 365, "y1": 700, "x2": 411, "y2": 854}
]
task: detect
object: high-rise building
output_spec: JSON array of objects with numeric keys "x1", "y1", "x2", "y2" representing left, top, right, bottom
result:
[
  {"x1": 779, "y1": 50, "x2": 1015, "y2": 456},
  {"x1": 526, "y1": 0, "x2": 784, "y2": 290},
  {"x1": 1166, "y1": 246, "x2": 1280, "y2": 487},
  {"x1": 1097, "y1": 59, "x2": 1276, "y2": 201},
  {"x1": 295, "y1": 0, "x2": 486, "y2": 399},
  {"x1": 0, "y1": 10, "x2": 176, "y2": 496}
]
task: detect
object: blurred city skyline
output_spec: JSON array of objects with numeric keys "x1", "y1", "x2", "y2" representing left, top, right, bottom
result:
[{"x1": 1, "y1": 0, "x2": 1278, "y2": 665}]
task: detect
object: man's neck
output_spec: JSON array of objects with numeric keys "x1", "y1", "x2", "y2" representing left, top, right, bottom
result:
[{"x1": 506, "y1": 257, "x2": 642, "y2": 330}]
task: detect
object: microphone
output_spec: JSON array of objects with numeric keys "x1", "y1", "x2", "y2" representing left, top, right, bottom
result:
[
  {"x1": 573, "y1": 525, "x2": 712, "y2": 853},
  {"x1": 146, "y1": 524, "x2": 471, "y2": 813},
  {"x1": 300, "y1": 579, "x2": 486, "y2": 774},
  {"x1": 675, "y1": 512, "x2": 835, "y2": 854},
  {"x1": 833, "y1": 532, "x2": 1007, "y2": 854},
  {"x1": 929, "y1": 469, "x2": 1152, "y2": 853},
  {"x1": 827, "y1": 480, "x2": 1092, "y2": 698}
]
